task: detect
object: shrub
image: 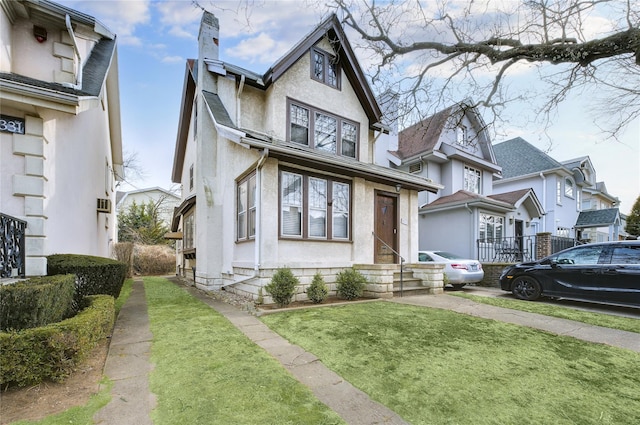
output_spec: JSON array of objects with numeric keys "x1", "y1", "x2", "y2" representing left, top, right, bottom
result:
[
  {"x1": 0, "y1": 275, "x2": 75, "y2": 331},
  {"x1": 264, "y1": 267, "x2": 299, "y2": 307},
  {"x1": 336, "y1": 269, "x2": 367, "y2": 300},
  {"x1": 0, "y1": 295, "x2": 115, "y2": 388},
  {"x1": 47, "y1": 254, "x2": 127, "y2": 309},
  {"x1": 306, "y1": 273, "x2": 328, "y2": 304},
  {"x1": 133, "y1": 244, "x2": 175, "y2": 275},
  {"x1": 113, "y1": 242, "x2": 134, "y2": 277}
]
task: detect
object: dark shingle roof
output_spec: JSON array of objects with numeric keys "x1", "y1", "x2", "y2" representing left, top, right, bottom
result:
[
  {"x1": 494, "y1": 137, "x2": 565, "y2": 179},
  {"x1": 202, "y1": 91, "x2": 234, "y2": 128},
  {"x1": 488, "y1": 188, "x2": 532, "y2": 205},
  {"x1": 575, "y1": 208, "x2": 620, "y2": 227},
  {"x1": 394, "y1": 105, "x2": 456, "y2": 160}
]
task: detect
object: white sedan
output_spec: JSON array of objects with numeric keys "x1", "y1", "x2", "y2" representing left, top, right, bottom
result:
[{"x1": 418, "y1": 251, "x2": 484, "y2": 289}]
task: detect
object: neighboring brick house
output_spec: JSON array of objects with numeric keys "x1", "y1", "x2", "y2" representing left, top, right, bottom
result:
[
  {"x1": 1, "y1": 0, "x2": 122, "y2": 277},
  {"x1": 169, "y1": 12, "x2": 443, "y2": 301}
]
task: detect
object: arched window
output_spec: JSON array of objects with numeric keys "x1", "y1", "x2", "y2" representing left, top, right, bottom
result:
[{"x1": 565, "y1": 178, "x2": 574, "y2": 198}]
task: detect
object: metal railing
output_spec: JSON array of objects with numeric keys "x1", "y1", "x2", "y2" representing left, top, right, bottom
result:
[
  {"x1": 1, "y1": 213, "x2": 27, "y2": 278},
  {"x1": 372, "y1": 232, "x2": 405, "y2": 297},
  {"x1": 477, "y1": 235, "x2": 578, "y2": 263}
]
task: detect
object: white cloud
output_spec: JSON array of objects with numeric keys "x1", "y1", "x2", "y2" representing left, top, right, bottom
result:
[
  {"x1": 162, "y1": 55, "x2": 184, "y2": 63},
  {"x1": 224, "y1": 32, "x2": 292, "y2": 65},
  {"x1": 155, "y1": 1, "x2": 202, "y2": 39},
  {"x1": 61, "y1": 0, "x2": 151, "y2": 46}
]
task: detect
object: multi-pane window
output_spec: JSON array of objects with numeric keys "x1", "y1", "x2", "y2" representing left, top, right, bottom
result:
[
  {"x1": 332, "y1": 182, "x2": 349, "y2": 239},
  {"x1": 565, "y1": 178, "x2": 574, "y2": 198},
  {"x1": 479, "y1": 213, "x2": 503, "y2": 242},
  {"x1": 312, "y1": 48, "x2": 339, "y2": 88},
  {"x1": 288, "y1": 100, "x2": 358, "y2": 159},
  {"x1": 556, "y1": 227, "x2": 570, "y2": 238},
  {"x1": 183, "y1": 211, "x2": 195, "y2": 249},
  {"x1": 315, "y1": 113, "x2": 337, "y2": 154},
  {"x1": 290, "y1": 104, "x2": 309, "y2": 145},
  {"x1": 280, "y1": 170, "x2": 350, "y2": 240},
  {"x1": 237, "y1": 173, "x2": 256, "y2": 240},
  {"x1": 309, "y1": 178, "x2": 327, "y2": 237},
  {"x1": 464, "y1": 166, "x2": 481, "y2": 194},
  {"x1": 556, "y1": 180, "x2": 562, "y2": 205},
  {"x1": 281, "y1": 172, "x2": 303, "y2": 236}
]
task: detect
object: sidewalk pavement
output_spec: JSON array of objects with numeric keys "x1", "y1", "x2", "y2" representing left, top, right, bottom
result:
[{"x1": 94, "y1": 278, "x2": 640, "y2": 424}]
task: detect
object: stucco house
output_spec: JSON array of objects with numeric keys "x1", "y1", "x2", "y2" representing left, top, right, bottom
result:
[
  {"x1": 1, "y1": 0, "x2": 122, "y2": 277},
  {"x1": 386, "y1": 103, "x2": 543, "y2": 261},
  {"x1": 170, "y1": 12, "x2": 442, "y2": 301}
]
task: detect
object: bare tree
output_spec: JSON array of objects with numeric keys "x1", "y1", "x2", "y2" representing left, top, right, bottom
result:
[{"x1": 332, "y1": 0, "x2": 640, "y2": 140}]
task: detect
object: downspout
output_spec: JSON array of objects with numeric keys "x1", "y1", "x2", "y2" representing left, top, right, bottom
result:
[
  {"x1": 254, "y1": 149, "x2": 268, "y2": 273},
  {"x1": 63, "y1": 15, "x2": 82, "y2": 90},
  {"x1": 221, "y1": 148, "x2": 268, "y2": 288},
  {"x1": 539, "y1": 172, "x2": 546, "y2": 232}
]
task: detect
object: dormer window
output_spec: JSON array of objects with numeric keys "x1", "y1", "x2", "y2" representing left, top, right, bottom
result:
[{"x1": 311, "y1": 48, "x2": 339, "y2": 88}]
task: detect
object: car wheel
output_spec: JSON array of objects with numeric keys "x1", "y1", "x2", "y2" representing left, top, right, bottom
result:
[
  {"x1": 512, "y1": 276, "x2": 541, "y2": 301},
  {"x1": 451, "y1": 284, "x2": 466, "y2": 290}
]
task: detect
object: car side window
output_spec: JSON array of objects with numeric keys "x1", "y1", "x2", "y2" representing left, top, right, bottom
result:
[
  {"x1": 610, "y1": 246, "x2": 640, "y2": 264},
  {"x1": 419, "y1": 253, "x2": 433, "y2": 262},
  {"x1": 555, "y1": 245, "x2": 604, "y2": 265}
]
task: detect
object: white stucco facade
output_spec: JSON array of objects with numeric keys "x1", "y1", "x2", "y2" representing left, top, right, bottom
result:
[
  {"x1": 1, "y1": 0, "x2": 122, "y2": 277},
  {"x1": 171, "y1": 13, "x2": 442, "y2": 300}
]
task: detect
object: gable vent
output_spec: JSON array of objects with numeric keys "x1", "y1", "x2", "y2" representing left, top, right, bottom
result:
[
  {"x1": 97, "y1": 198, "x2": 111, "y2": 213},
  {"x1": 409, "y1": 162, "x2": 423, "y2": 174}
]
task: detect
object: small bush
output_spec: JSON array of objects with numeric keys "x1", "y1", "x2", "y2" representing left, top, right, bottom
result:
[
  {"x1": 306, "y1": 273, "x2": 328, "y2": 304},
  {"x1": 0, "y1": 275, "x2": 76, "y2": 331},
  {"x1": 336, "y1": 269, "x2": 367, "y2": 300},
  {"x1": 264, "y1": 268, "x2": 299, "y2": 307}
]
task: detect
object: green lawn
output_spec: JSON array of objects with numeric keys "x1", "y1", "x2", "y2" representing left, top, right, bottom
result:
[
  {"x1": 452, "y1": 292, "x2": 640, "y2": 333},
  {"x1": 261, "y1": 301, "x2": 640, "y2": 425},
  {"x1": 144, "y1": 277, "x2": 344, "y2": 425}
]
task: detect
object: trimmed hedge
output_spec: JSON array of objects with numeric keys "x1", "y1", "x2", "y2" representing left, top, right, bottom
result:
[
  {"x1": 0, "y1": 295, "x2": 115, "y2": 388},
  {"x1": 47, "y1": 254, "x2": 127, "y2": 308},
  {"x1": 0, "y1": 275, "x2": 76, "y2": 332}
]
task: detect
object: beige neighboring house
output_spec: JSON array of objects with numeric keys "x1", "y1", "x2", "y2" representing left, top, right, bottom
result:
[
  {"x1": 170, "y1": 12, "x2": 443, "y2": 302},
  {"x1": 1, "y1": 0, "x2": 122, "y2": 277},
  {"x1": 116, "y1": 187, "x2": 180, "y2": 232}
]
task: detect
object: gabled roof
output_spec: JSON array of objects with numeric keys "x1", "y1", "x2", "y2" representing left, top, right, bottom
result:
[
  {"x1": 213, "y1": 14, "x2": 382, "y2": 127},
  {"x1": 421, "y1": 190, "x2": 513, "y2": 212},
  {"x1": 494, "y1": 137, "x2": 567, "y2": 179},
  {"x1": 116, "y1": 187, "x2": 180, "y2": 209},
  {"x1": 172, "y1": 13, "x2": 385, "y2": 183},
  {"x1": 393, "y1": 102, "x2": 498, "y2": 171},
  {"x1": 575, "y1": 208, "x2": 620, "y2": 228},
  {"x1": 489, "y1": 188, "x2": 544, "y2": 218}
]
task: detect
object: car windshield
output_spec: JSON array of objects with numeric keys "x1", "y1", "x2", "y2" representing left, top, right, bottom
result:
[{"x1": 433, "y1": 251, "x2": 464, "y2": 260}]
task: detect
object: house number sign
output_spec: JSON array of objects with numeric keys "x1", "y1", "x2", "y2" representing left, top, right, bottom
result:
[{"x1": 0, "y1": 115, "x2": 26, "y2": 135}]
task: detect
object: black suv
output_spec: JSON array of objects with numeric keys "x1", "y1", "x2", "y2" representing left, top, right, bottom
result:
[{"x1": 499, "y1": 241, "x2": 640, "y2": 307}]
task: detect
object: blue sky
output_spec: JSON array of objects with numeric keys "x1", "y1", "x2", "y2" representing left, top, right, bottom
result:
[{"x1": 58, "y1": 0, "x2": 639, "y2": 214}]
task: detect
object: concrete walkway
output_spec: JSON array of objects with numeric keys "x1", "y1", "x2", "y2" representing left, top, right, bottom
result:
[{"x1": 94, "y1": 278, "x2": 639, "y2": 424}]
